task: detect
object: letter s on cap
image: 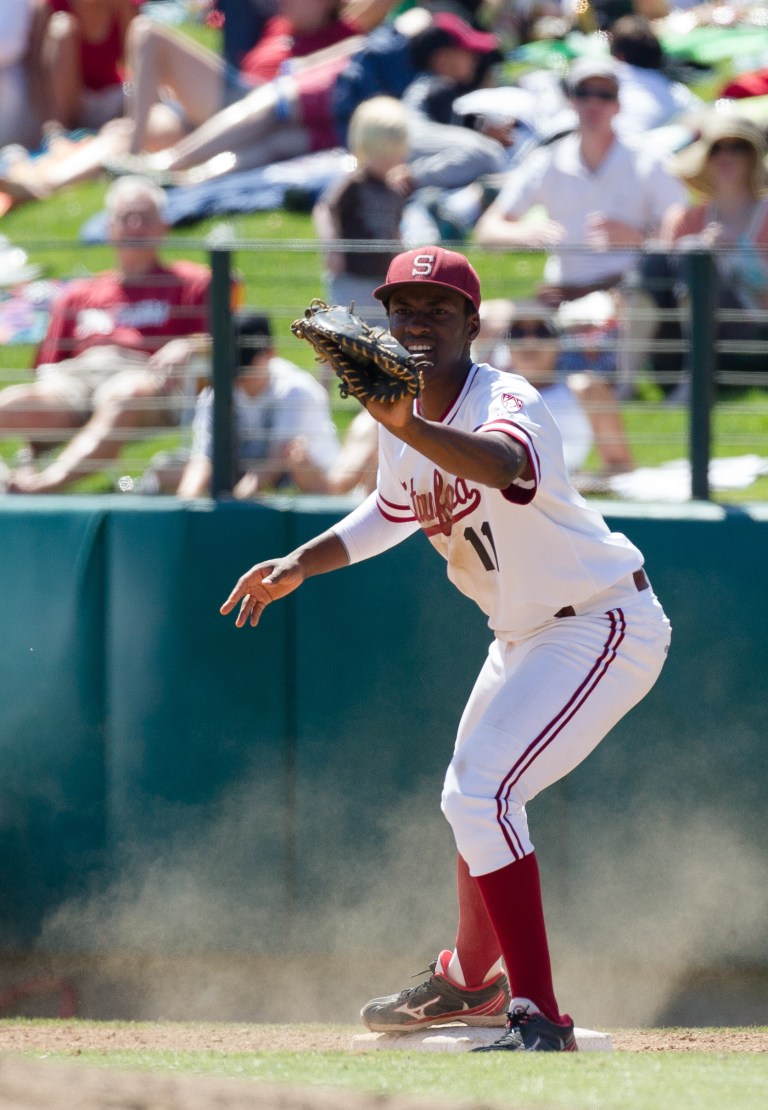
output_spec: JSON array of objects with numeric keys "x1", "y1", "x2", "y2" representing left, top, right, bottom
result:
[{"x1": 411, "y1": 253, "x2": 435, "y2": 276}]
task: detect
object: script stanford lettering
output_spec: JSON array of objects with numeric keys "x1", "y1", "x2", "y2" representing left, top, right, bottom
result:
[{"x1": 409, "y1": 469, "x2": 482, "y2": 536}]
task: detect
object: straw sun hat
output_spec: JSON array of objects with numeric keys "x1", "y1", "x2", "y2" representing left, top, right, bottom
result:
[{"x1": 669, "y1": 115, "x2": 768, "y2": 198}]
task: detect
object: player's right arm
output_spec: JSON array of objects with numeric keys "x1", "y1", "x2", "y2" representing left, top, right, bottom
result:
[{"x1": 220, "y1": 529, "x2": 350, "y2": 629}]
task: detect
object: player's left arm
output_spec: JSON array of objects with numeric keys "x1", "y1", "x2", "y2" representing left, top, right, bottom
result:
[
  {"x1": 367, "y1": 396, "x2": 530, "y2": 489},
  {"x1": 221, "y1": 529, "x2": 350, "y2": 628}
]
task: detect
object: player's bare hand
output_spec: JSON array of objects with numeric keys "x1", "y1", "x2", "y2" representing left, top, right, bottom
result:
[{"x1": 220, "y1": 556, "x2": 304, "y2": 628}]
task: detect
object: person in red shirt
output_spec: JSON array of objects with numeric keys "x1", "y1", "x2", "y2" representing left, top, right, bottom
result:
[
  {"x1": 0, "y1": 175, "x2": 212, "y2": 494},
  {"x1": 28, "y1": 0, "x2": 141, "y2": 134}
]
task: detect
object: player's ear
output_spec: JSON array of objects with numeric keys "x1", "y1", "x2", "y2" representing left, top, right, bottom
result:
[{"x1": 467, "y1": 310, "x2": 481, "y2": 344}]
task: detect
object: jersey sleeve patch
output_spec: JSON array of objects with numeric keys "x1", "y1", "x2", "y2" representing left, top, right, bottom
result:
[
  {"x1": 500, "y1": 391, "x2": 525, "y2": 413},
  {"x1": 477, "y1": 419, "x2": 540, "y2": 505}
]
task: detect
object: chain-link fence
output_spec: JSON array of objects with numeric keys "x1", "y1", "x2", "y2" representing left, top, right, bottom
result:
[{"x1": 1, "y1": 237, "x2": 767, "y2": 500}]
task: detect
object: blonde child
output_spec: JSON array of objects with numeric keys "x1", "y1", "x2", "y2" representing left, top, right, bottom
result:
[{"x1": 313, "y1": 96, "x2": 410, "y2": 321}]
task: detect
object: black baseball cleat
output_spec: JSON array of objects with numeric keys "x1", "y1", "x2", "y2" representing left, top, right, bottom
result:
[
  {"x1": 361, "y1": 950, "x2": 510, "y2": 1032},
  {"x1": 472, "y1": 1002, "x2": 578, "y2": 1052}
]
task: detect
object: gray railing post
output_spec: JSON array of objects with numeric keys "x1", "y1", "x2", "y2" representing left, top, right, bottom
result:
[
  {"x1": 685, "y1": 250, "x2": 717, "y2": 501},
  {"x1": 209, "y1": 248, "x2": 236, "y2": 499}
]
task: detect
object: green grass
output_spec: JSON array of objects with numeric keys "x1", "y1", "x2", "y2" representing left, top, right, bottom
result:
[{"x1": 12, "y1": 1027, "x2": 768, "y2": 1110}]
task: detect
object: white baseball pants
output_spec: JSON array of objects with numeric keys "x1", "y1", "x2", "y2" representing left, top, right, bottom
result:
[{"x1": 442, "y1": 580, "x2": 671, "y2": 876}]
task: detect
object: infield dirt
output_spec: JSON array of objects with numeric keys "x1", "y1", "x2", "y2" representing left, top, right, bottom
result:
[{"x1": 0, "y1": 1022, "x2": 766, "y2": 1110}]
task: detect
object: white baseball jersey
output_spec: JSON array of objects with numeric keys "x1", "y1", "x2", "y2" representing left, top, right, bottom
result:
[{"x1": 335, "y1": 362, "x2": 642, "y2": 639}]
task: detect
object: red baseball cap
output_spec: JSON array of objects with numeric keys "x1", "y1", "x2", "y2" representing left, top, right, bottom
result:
[
  {"x1": 373, "y1": 246, "x2": 482, "y2": 312},
  {"x1": 432, "y1": 12, "x2": 499, "y2": 55}
]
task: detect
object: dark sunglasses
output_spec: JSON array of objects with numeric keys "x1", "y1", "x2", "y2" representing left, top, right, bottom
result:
[
  {"x1": 571, "y1": 86, "x2": 618, "y2": 102},
  {"x1": 508, "y1": 323, "x2": 557, "y2": 341},
  {"x1": 709, "y1": 139, "x2": 753, "y2": 156}
]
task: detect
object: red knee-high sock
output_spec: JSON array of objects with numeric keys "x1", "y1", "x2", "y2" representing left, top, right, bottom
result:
[
  {"x1": 474, "y1": 852, "x2": 562, "y2": 1023},
  {"x1": 454, "y1": 853, "x2": 503, "y2": 986}
]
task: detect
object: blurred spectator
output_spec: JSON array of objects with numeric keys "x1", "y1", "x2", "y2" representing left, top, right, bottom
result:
[
  {"x1": 115, "y1": 0, "x2": 399, "y2": 168},
  {"x1": 313, "y1": 96, "x2": 410, "y2": 320},
  {"x1": 0, "y1": 114, "x2": 162, "y2": 205},
  {"x1": 474, "y1": 56, "x2": 686, "y2": 308},
  {"x1": 213, "y1": 0, "x2": 278, "y2": 70},
  {"x1": 0, "y1": 177, "x2": 211, "y2": 494},
  {"x1": 0, "y1": 0, "x2": 37, "y2": 149},
  {"x1": 400, "y1": 12, "x2": 502, "y2": 126},
  {"x1": 398, "y1": 82, "x2": 540, "y2": 242},
  {"x1": 474, "y1": 299, "x2": 634, "y2": 481},
  {"x1": 0, "y1": 0, "x2": 391, "y2": 204},
  {"x1": 177, "y1": 312, "x2": 340, "y2": 498},
  {"x1": 511, "y1": 14, "x2": 702, "y2": 153},
  {"x1": 3, "y1": 6, "x2": 501, "y2": 207},
  {"x1": 607, "y1": 13, "x2": 702, "y2": 138},
  {"x1": 28, "y1": 0, "x2": 141, "y2": 136},
  {"x1": 332, "y1": 10, "x2": 507, "y2": 195},
  {"x1": 618, "y1": 114, "x2": 768, "y2": 401},
  {"x1": 105, "y1": 6, "x2": 504, "y2": 192},
  {"x1": 286, "y1": 407, "x2": 379, "y2": 495},
  {"x1": 0, "y1": 0, "x2": 177, "y2": 204}
]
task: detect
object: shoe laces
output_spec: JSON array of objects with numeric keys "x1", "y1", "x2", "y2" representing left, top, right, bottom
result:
[
  {"x1": 395, "y1": 960, "x2": 439, "y2": 1001},
  {"x1": 486, "y1": 1004, "x2": 537, "y2": 1047},
  {"x1": 508, "y1": 1003, "x2": 535, "y2": 1027},
  {"x1": 486, "y1": 1012, "x2": 529, "y2": 1048}
]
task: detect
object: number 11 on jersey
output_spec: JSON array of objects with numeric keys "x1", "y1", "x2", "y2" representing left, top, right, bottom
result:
[{"x1": 464, "y1": 522, "x2": 499, "y2": 571}]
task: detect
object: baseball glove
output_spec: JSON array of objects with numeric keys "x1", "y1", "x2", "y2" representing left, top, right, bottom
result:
[{"x1": 291, "y1": 300, "x2": 424, "y2": 404}]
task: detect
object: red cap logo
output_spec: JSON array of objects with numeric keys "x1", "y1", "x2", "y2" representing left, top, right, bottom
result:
[
  {"x1": 373, "y1": 246, "x2": 481, "y2": 312},
  {"x1": 411, "y1": 253, "x2": 438, "y2": 277}
]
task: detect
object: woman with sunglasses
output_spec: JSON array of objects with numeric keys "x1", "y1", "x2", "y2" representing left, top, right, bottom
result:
[
  {"x1": 476, "y1": 301, "x2": 634, "y2": 486},
  {"x1": 617, "y1": 114, "x2": 768, "y2": 401}
]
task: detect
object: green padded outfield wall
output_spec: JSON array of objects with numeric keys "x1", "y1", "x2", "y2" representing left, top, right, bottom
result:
[
  {"x1": 0, "y1": 503, "x2": 108, "y2": 945},
  {"x1": 0, "y1": 498, "x2": 766, "y2": 982}
]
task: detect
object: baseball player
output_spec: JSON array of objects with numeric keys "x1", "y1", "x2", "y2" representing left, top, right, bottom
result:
[{"x1": 221, "y1": 246, "x2": 671, "y2": 1052}]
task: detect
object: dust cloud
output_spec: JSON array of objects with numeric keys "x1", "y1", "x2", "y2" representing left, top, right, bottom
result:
[
  {"x1": 35, "y1": 768, "x2": 766, "y2": 1028},
  {"x1": 547, "y1": 803, "x2": 768, "y2": 1027},
  {"x1": 36, "y1": 765, "x2": 457, "y2": 1023}
]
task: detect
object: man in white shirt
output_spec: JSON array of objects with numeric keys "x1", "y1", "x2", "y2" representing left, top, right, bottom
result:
[
  {"x1": 474, "y1": 56, "x2": 687, "y2": 307},
  {"x1": 178, "y1": 313, "x2": 340, "y2": 499}
]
